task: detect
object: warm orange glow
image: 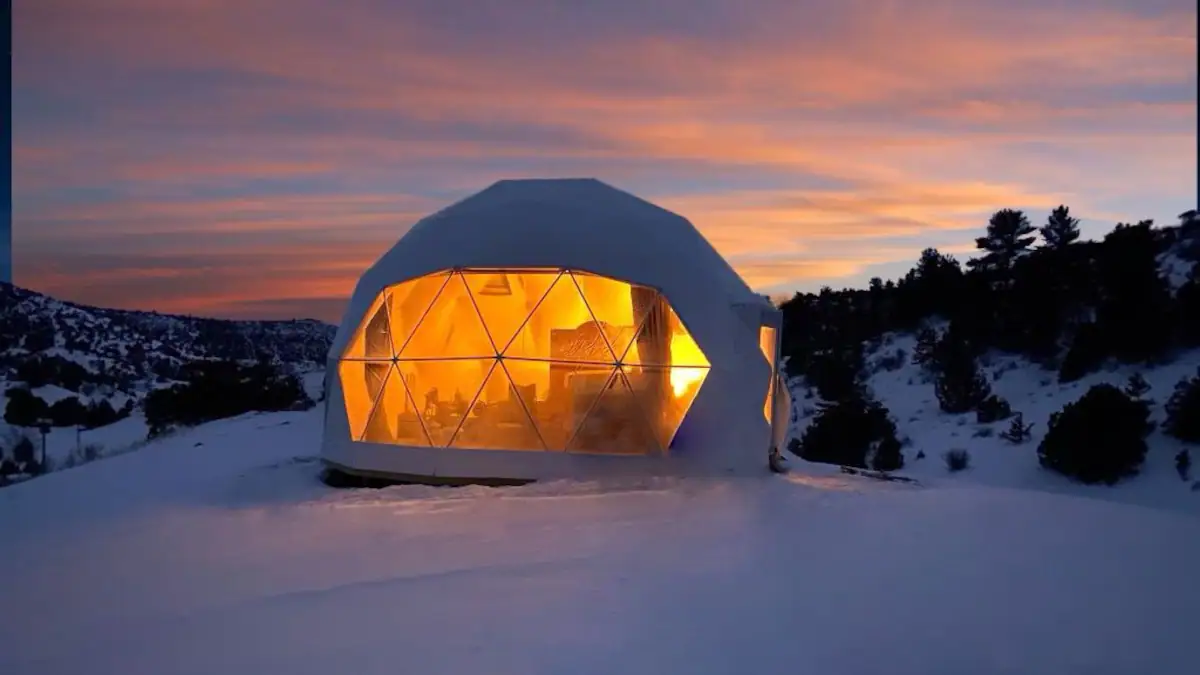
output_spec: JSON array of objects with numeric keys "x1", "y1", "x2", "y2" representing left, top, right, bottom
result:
[
  {"x1": 669, "y1": 334, "x2": 706, "y2": 396},
  {"x1": 758, "y1": 326, "x2": 778, "y2": 423},
  {"x1": 339, "y1": 268, "x2": 710, "y2": 454}
]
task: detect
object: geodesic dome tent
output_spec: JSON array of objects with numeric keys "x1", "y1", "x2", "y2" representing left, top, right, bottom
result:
[{"x1": 321, "y1": 179, "x2": 790, "y2": 484}]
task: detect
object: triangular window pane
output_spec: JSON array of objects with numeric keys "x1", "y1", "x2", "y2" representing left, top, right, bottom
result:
[
  {"x1": 504, "y1": 358, "x2": 614, "y2": 451},
  {"x1": 502, "y1": 273, "x2": 616, "y2": 363},
  {"x1": 621, "y1": 364, "x2": 708, "y2": 450},
  {"x1": 400, "y1": 273, "x2": 497, "y2": 359},
  {"x1": 759, "y1": 326, "x2": 778, "y2": 422},
  {"x1": 462, "y1": 271, "x2": 559, "y2": 355},
  {"x1": 387, "y1": 272, "x2": 452, "y2": 356},
  {"x1": 447, "y1": 360, "x2": 546, "y2": 451},
  {"x1": 566, "y1": 369, "x2": 659, "y2": 454},
  {"x1": 342, "y1": 293, "x2": 391, "y2": 360},
  {"x1": 362, "y1": 364, "x2": 432, "y2": 446},
  {"x1": 338, "y1": 360, "x2": 391, "y2": 440},
  {"x1": 396, "y1": 358, "x2": 496, "y2": 446},
  {"x1": 569, "y1": 271, "x2": 656, "y2": 364},
  {"x1": 621, "y1": 301, "x2": 709, "y2": 368}
]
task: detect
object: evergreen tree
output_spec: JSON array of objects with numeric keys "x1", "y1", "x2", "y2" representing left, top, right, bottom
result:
[
  {"x1": 894, "y1": 248, "x2": 964, "y2": 326},
  {"x1": 1124, "y1": 372, "x2": 1151, "y2": 401},
  {"x1": 1174, "y1": 268, "x2": 1200, "y2": 347},
  {"x1": 912, "y1": 326, "x2": 939, "y2": 372},
  {"x1": 1039, "y1": 205, "x2": 1081, "y2": 251},
  {"x1": 1038, "y1": 384, "x2": 1153, "y2": 485},
  {"x1": 967, "y1": 209, "x2": 1036, "y2": 274},
  {"x1": 4, "y1": 389, "x2": 50, "y2": 427},
  {"x1": 795, "y1": 390, "x2": 901, "y2": 469},
  {"x1": 1059, "y1": 322, "x2": 1107, "y2": 383},
  {"x1": 1164, "y1": 369, "x2": 1200, "y2": 443},
  {"x1": 932, "y1": 328, "x2": 991, "y2": 413},
  {"x1": 999, "y1": 412, "x2": 1034, "y2": 444},
  {"x1": 1095, "y1": 221, "x2": 1173, "y2": 363}
]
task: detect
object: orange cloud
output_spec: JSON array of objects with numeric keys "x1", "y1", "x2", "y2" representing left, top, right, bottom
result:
[{"x1": 11, "y1": 0, "x2": 1196, "y2": 320}]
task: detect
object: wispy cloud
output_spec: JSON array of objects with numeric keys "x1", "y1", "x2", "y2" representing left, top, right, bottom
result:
[{"x1": 12, "y1": 0, "x2": 1196, "y2": 321}]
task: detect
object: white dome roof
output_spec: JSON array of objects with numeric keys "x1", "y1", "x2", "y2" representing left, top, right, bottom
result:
[{"x1": 334, "y1": 178, "x2": 767, "y2": 358}]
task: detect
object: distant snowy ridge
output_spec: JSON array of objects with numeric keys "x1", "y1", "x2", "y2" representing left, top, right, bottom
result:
[
  {"x1": 1, "y1": 284, "x2": 333, "y2": 479},
  {"x1": 0, "y1": 282, "x2": 335, "y2": 403}
]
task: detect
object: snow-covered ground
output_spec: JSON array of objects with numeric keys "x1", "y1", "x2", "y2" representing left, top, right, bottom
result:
[
  {"x1": 0, "y1": 371, "x2": 326, "y2": 472},
  {"x1": 788, "y1": 337, "x2": 1200, "y2": 516},
  {"x1": 2, "y1": 404, "x2": 1199, "y2": 674}
]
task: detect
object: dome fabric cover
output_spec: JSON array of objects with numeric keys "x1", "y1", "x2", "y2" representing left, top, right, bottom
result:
[{"x1": 322, "y1": 178, "x2": 785, "y2": 484}]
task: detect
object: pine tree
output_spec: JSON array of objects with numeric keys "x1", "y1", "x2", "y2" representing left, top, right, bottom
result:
[
  {"x1": 932, "y1": 327, "x2": 991, "y2": 413},
  {"x1": 912, "y1": 326, "x2": 939, "y2": 371},
  {"x1": 796, "y1": 389, "x2": 902, "y2": 469},
  {"x1": 1124, "y1": 372, "x2": 1151, "y2": 401},
  {"x1": 999, "y1": 412, "x2": 1034, "y2": 444},
  {"x1": 968, "y1": 209, "x2": 1037, "y2": 274},
  {"x1": 1164, "y1": 369, "x2": 1200, "y2": 443},
  {"x1": 1096, "y1": 221, "x2": 1173, "y2": 363},
  {"x1": 1175, "y1": 268, "x2": 1200, "y2": 347},
  {"x1": 1040, "y1": 205, "x2": 1081, "y2": 251}
]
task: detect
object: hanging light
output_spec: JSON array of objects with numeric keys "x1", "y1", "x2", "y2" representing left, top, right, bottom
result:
[{"x1": 477, "y1": 273, "x2": 513, "y2": 296}]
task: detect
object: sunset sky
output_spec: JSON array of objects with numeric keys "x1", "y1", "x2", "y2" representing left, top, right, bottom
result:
[{"x1": 12, "y1": 0, "x2": 1198, "y2": 323}]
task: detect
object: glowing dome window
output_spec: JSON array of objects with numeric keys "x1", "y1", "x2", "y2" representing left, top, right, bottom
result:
[{"x1": 338, "y1": 269, "x2": 710, "y2": 455}]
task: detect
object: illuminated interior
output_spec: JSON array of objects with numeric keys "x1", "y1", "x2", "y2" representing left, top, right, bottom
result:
[
  {"x1": 338, "y1": 269, "x2": 711, "y2": 455},
  {"x1": 758, "y1": 326, "x2": 778, "y2": 422}
]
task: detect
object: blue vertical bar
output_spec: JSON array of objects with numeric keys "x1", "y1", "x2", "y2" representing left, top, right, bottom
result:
[{"x1": 1, "y1": 0, "x2": 11, "y2": 285}]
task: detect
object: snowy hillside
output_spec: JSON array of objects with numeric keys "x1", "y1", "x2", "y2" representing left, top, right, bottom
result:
[
  {"x1": 0, "y1": 282, "x2": 334, "y2": 400},
  {"x1": 0, "y1": 371, "x2": 326, "y2": 475},
  {"x1": 787, "y1": 338, "x2": 1200, "y2": 515},
  {"x1": 0, "y1": 405, "x2": 1197, "y2": 675},
  {"x1": 0, "y1": 283, "x2": 333, "y2": 473}
]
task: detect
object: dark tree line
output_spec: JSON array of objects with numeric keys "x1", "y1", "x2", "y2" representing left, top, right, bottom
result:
[
  {"x1": 781, "y1": 209, "x2": 1200, "y2": 385},
  {"x1": 780, "y1": 208, "x2": 1200, "y2": 484},
  {"x1": 144, "y1": 359, "x2": 313, "y2": 438},
  {"x1": 5, "y1": 387, "x2": 134, "y2": 429}
]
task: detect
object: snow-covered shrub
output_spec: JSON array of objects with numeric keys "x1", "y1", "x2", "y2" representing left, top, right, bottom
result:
[
  {"x1": 944, "y1": 449, "x2": 970, "y2": 472},
  {"x1": 975, "y1": 394, "x2": 1012, "y2": 423},
  {"x1": 1164, "y1": 369, "x2": 1200, "y2": 444},
  {"x1": 999, "y1": 413, "x2": 1034, "y2": 444},
  {"x1": 1038, "y1": 384, "x2": 1153, "y2": 485},
  {"x1": 794, "y1": 393, "x2": 902, "y2": 470},
  {"x1": 49, "y1": 396, "x2": 87, "y2": 427},
  {"x1": 871, "y1": 435, "x2": 904, "y2": 472},
  {"x1": 4, "y1": 388, "x2": 50, "y2": 427},
  {"x1": 1124, "y1": 372, "x2": 1152, "y2": 401}
]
